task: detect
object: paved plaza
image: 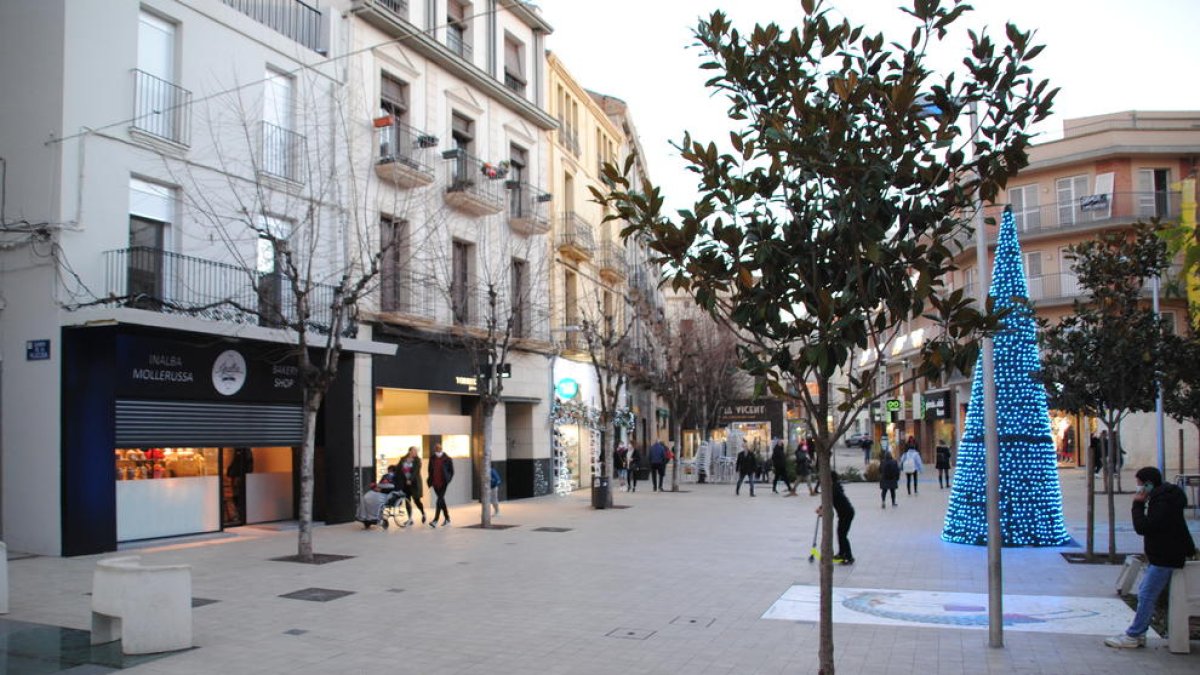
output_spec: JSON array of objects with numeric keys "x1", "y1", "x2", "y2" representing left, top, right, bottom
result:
[{"x1": 3, "y1": 455, "x2": 1199, "y2": 674}]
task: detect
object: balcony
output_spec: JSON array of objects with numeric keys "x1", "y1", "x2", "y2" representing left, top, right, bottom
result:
[
  {"x1": 223, "y1": 0, "x2": 325, "y2": 53},
  {"x1": 598, "y1": 241, "x2": 628, "y2": 283},
  {"x1": 378, "y1": 268, "x2": 436, "y2": 321},
  {"x1": 447, "y1": 27, "x2": 472, "y2": 62},
  {"x1": 378, "y1": 0, "x2": 409, "y2": 19},
  {"x1": 260, "y1": 121, "x2": 306, "y2": 183},
  {"x1": 556, "y1": 212, "x2": 595, "y2": 261},
  {"x1": 131, "y1": 69, "x2": 192, "y2": 146},
  {"x1": 983, "y1": 191, "x2": 1184, "y2": 243},
  {"x1": 557, "y1": 120, "x2": 580, "y2": 156},
  {"x1": 506, "y1": 181, "x2": 551, "y2": 235},
  {"x1": 374, "y1": 119, "x2": 436, "y2": 188},
  {"x1": 442, "y1": 149, "x2": 506, "y2": 216},
  {"x1": 102, "y1": 247, "x2": 349, "y2": 335},
  {"x1": 962, "y1": 264, "x2": 1184, "y2": 307}
]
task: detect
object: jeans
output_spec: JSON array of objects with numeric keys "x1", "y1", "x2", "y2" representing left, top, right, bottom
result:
[
  {"x1": 650, "y1": 462, "x2": 665, "y2": 491},
  {"x1": 432, "y1": 485, "x2": 450, "y2": 523},
  {"x1": 1127, "y1": 564, "x2": 1173, "y2": 637},
  {"x1": 905, "y1": 472, "x2": 919, "y2": 494},
  {"x1": 937, "y1": 468, "x2": 951, "y2": 488},
  {"x1": 736, "y1": 472, "x2": 755, "y2": 496}
]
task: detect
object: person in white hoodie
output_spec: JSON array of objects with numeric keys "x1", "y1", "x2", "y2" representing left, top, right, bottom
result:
[{"x1": 899, "y1": 438, "x2": 923, "y2": 496}]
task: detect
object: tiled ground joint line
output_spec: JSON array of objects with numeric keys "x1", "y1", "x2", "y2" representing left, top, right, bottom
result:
[{"x1": 762, "y1": 585, "x2": 1154, "y2": 637}]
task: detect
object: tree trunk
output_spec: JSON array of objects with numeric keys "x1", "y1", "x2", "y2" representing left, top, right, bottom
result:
[
  {"x1": 817, "y1": 436, "x2": 835, "y2": 674},
  {"x1": 1104, "y1": 421, "x2": 1118, "y2": 564},
  {"x1": 297, "y1": 391, "x2": 322, "y2": 562},
  {"x1": 480, "y1": 399, "x2": 495, "y2": 527},
  {"x1": 1085, "y1": 418, "x2": 1095, "y2": 560},
  {"x1": 670, "y1": 418, "x2": 683, "y2": 492}
]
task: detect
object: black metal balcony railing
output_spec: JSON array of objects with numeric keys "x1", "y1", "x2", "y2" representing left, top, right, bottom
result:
[
  {"x1": 986, "y1": 191, "x2": 1183, "y2": 237},
  {"x1": 557, "y1": 212, "x2": 596, "y2": 256},
  {"x1": 557, "y1": 121, "x2": 580, "y2": 156},
  {"x1": 512, "y1": 305, "x2": 550, "y2": 341},
  {"x1": 103, "y1": 247, "x2": 350, "y2": 335},
  {"x1": 132, "y1": 69, "x2": 192, "y2": 146},
  {"x1": 447, "y1": 27, "x2": 472, "y2": 61},
  {"x1": 599, "y1": 241, "x2": 628, "y2": 278},
  {"x1": 379, "y1": 268, "x2": 435, "y2": 317},
  {"x1": 378, "y1": 0, "x2": 409, "y2": 19},
  {"x1": 376, "y1": 120, "x2": 436, "y2": 173},
  {"x1": 260, "y1": 121, "x2": 306, "y2": 183},
  {"x1": 506, "y1": 181, "x2": 551, "y2": 232},
  {"x1": 503, "y1": 72, "x2": 526, "y2": 96},
  {"x1": 442, "y1": 149, "x2": 506, "y2": 213},
  {"x1": 223, "y1": 0, "x2": 324, "y2": 53},
  {"x1": 962, "y1": 264, "x2": 1184, "y2": 305}
]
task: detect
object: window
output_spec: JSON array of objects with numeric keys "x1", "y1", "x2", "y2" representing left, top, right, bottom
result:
[
  {"x1": 380, "y1": 217, "x2": 409, "y2": 312},
  {"x1": 135, "y1": 11, "x2": 189, "y2": 143},
  {"x1": 452, "y1": 239, "x2": 474, "y2": 325},
  {"x1": 262, "y1": 69, "x2": 300, "y2": 181},
  {"x1": 378, "y1": 74, "x2": 410, "y2": 161},
  {"x1": 509, "y1": 144, "x2": 528, "y2": 217},
  {"x1": 564, "y1": 270, "x2": 578, "y2": 333},
  {"x1": 602, "y1": 290, "x2": 614, "y2": 337},
  {"x1": 1055, "y1": 175, "x2": 1089, "y2": 226},
  {"x1": 1024, "y1": 251, "x2": 1043, "y2": 300},
  {"x1": 503, "y1": 33, "x2": 526, "y2": 95},
  {"x1": 511, "y1": 258, "x2": 529, "y2": 337},
  {"x1": 1136, "y1": 169, "x2": 1171, "y2": 219},
  {"x1": 256, "y1": 216, "x2": 291, "y2": 326},
  {"x1": 447, "y1": 1, "x2": 471, "y2": 60},
  {"x1": 127, "y1": 178, "x2": 174, "y2": 307},
  {"x1": 1161, "y1": 311, "x2": 1176, "y2": 335},
  {"x1": 450, "y1": 112, "x2": 474, "y2": 186},
  {"x1": 1009, "y1": 184, "x2": 1040, "y2": 232}
]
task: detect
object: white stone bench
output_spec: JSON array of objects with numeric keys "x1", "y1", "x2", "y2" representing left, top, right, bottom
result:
[
  {"x1": 1168, "y1": 560, "x2": 1200, "y2": 654},
  {"x1": 1116, "y1": 553, "x2": 1146, "y2": 596},
  {"x1": 0, "y1": 541, "x2": 8, "y2": 614},
  {"x1": 91, "y1": 555, "x2": 192, "y2": 654}
]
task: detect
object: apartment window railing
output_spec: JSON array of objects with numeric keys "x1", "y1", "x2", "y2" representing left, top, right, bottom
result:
[
  {"x1": 512, "y1": 304, "x2": 550, "y2": 341},
  {"x1": 380, "y1": 267, "x2": 435, "y2": 317},
  {"x1": 442, "y1": 149, "x2": 506, "y2": 208},
  {"x1": 506, "y1": 181, "x2": 550, "y2": 221},
  {"x1": 132, "y1": 69, "x2": 192, "y2": 146},
  {"x1": 557, "y1": 212, "x2": 596, "y2": 256},
  {"x1": 599, "y1": 241, "x2": 628, "y2": 278},
  {"x1": 504, "y1": 72, "x2": 526, "y2": 96},
  {"x1": 378, "y1": 0, "x2": 409, "y2": 19},
  {"x1": 986, "y1": 191, "x2": 1183, "y2": 236},
  {"x1": 447, "y1": 27, "x2": 472, "y2": 61},
  {"x1": 223, "y1": 0, "x2": 325, "y2": 53},
  {"x1": 376, "y1": 120, "x2": 437, "y2": 172},
  {"x1": 103, "y1": 247, "x2": 350, "y2": 335},
  {"x1": 556, "y1": 121, "x2": 580, "y2": 156},
  {"x1": 260, "y1": 121, "x2": 306, "y2": 183}
]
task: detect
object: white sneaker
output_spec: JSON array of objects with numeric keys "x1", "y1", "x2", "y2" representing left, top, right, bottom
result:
[{"x1": 1103, "y1": 634, "x2": 1145, "y2": 649}]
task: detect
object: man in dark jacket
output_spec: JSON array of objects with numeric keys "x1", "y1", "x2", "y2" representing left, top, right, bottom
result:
[
  {"x1": 735, "y1": 446, "x2": 758, "y2": 497},
  {"x1": 816, "y1": 471, "x2": 855, "y2": 564},
  {"x1": 426, "y1": 443, "x2": 455, "y2": 528},
  {"x1": 648, "y1": 440, "x2": 668, "y2": 492},
  {"x1": 1105, "y1": 467, "x2": 1197, "y2": 648},
  {"x1": 771, "y1": 441, "x2": 793, "y2": 495}
]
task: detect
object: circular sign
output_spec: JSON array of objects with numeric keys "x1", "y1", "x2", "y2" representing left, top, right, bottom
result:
[
  {"x1": 555, "y1": 377, "x2": 580, "y2": 400},
  {"x1": 886, "y1": 399, "x2": 902, "y2": 412},
  {"x1": 212, "y1": 350, "x2": 248, "y2": 396}
]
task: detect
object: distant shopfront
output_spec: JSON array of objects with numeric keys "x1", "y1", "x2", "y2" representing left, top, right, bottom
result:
[
  {"x1": 715, "y1": 399, "x2": 785, "y2": 454},
  {"x1": 62, "y1": 326, "x2": 308, "y2": 556}
]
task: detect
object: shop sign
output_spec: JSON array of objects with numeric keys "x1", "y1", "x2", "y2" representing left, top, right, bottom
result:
[
  {"x1": 555, "y1": 377, "x2": 580, "y2": 399},
  {"x1": 116, "y1": 334, "x2": 301, "y2": 402},
  {"x1": 885, "y1": 399, "x2": 902, "y2": 412},
  {"x1": 717, "y1": 399, "x2": 785, "y2": 438},
  {"x1": 923, "y1": 391, "x2": 952, "y2": 419},
  {"x1": 26, "y1": 339, "x2": 50, "y2": 361}
]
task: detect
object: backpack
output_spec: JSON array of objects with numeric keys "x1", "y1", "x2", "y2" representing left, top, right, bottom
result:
[{"x1": 901, "y1": 454, "x2": 916, "y2": 473}]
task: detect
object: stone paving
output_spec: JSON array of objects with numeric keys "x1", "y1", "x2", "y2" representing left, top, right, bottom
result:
[{"x1": 3, "y1": 455, "x2": 1198, "y2": 674}]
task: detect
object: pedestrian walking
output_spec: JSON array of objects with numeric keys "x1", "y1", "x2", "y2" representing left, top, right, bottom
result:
[
  {"x1": 771, "y1": 440, "x2": 794, "y2": 494},
  {"x1": 879, "y1": 451, "x2": 900, "y2": 508},
  {"x1": 735, "y1": 445, "x2": 758, "y2": 497},
  {"x1": 489, "y1": 466, "x2": 501, "y2": 516},
  {"x1": 862, "y1": 437, "x2": 873, "y2": 465},
  {"x1": 935, "y1": 439, "x2": 952, "y2": 489},
  {"x1": 426, "y1": 443, "x2": 454, "y2": 527},
  {"x1": 398, "y1": 446, "x2": 426, "y2": 526},
  {"x1": 626, "y1": 446, "x2": 640, "y2": 492},
  {"x1": 900, "y1": 440, "x2": 923, "y2": 495},
  {"x1": 795, "y1": 445, "x2": 815, "y2": 496},
  {"x1": 816, "y1": 471, "x2": 855, "y2": 564},
  {"x1": 649, "y1": 439, "x2": 667, "y2": 491},
  {"x1": 1089, "y1": 432, "x2": 1101, "y2": 475},
  {"x1": 615, "y1": 444, "x2": 628, "y2": 489},
  {"x1": 1104, "y1": 467, "x2": 1197, "y2": 649}
]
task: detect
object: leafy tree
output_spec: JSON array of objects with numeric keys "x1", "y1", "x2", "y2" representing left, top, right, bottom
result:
[
  {"x1": 597, "y1": 2, "x2": 1054, "y2": 670},
  {"x1": 1039, "y1": 223, "x2": 1176, "y2": 562},
  {"x1": 1164, "y1": 336, "x2": 1200, "y2": 470}
]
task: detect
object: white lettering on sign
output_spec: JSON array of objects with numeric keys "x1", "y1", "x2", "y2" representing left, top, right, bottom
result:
[
  {"x1": 148, "y1": 353, "x2": 184, "y2": 367},
  {"x1": 132, "y1": 368, "x2": 195, "y2": 383}
]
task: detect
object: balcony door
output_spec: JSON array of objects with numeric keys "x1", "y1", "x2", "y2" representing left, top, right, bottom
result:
[
  {"x1": 1136, "y1": 169, "x2": 1171, "y2": 219},
  {"x1": 263, "y1": 70, "x2": 295, "y2": 179},
  {"x1": 451, "y1": 239, "x2": 473, "y2": 325},
  {"x1": 379, "y1": 74, "x2": 409, "y2": 162},
  {"x1": 127, "y1": 178, "x2": 173, "y2": 308},
  {"x1": 136, "y1": 11, "x2": 177, "y2": 139},
  {"x1": 1059, "y1": 247, "x2": 1081, "y2": 297},
  {"x1": 256, "y1": 216, "x2": 291, "y2": 326}
]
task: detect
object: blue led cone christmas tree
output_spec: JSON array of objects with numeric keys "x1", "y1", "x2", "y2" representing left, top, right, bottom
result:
[{"x1": 941, "y1": 207, "x2": 1071, "y2": 546}]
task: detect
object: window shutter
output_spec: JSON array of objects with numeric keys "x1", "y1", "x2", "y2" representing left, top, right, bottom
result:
[{"x1": 504, "y1": 38, "x2": 523, "y2": 79}]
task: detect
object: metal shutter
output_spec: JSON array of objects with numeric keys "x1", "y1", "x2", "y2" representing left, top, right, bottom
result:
[{"x1": 115, "y1": 399, "x2": 304, "y2": 447}]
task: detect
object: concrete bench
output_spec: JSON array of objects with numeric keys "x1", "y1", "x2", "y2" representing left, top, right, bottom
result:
[
  {"x1": 1168, "y1": 560, "x2": 1200, "y2": 654},
  {"x1": 0, "y1": 541, "x2": 8, "y2": 614},
  {"x1": 1116, "y1": 553, "x2": 1146, "y2": 596},
  {"x1": 91, "y1": 555, "x2": 192, "y2": 654}
]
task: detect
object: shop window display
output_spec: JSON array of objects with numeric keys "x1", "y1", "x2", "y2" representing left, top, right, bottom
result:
[{"x1": 115, "y1": 447, "x2": 215, "y2": 480}]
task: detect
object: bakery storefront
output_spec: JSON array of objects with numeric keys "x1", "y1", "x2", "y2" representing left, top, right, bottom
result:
[{"x1": 62, "y1": 327, "x2": 306, "y2": 555}]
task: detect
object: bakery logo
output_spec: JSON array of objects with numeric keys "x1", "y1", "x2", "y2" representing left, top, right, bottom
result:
[{"x1": 212, "y1": 350, "x2": 248, "y2": 396}]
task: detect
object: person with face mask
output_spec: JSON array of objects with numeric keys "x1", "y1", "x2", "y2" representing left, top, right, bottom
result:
[
  {"x1": 1105, "y1": 467, "x2": 1196, "y2": 648},
  {"x1": 426, "y1": 443, "x2": 455, "y2": 527}
]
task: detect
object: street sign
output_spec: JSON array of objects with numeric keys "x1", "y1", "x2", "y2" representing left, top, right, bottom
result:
[{"x1": 26, "y1": 339, "x2": 50, "y2": 361}]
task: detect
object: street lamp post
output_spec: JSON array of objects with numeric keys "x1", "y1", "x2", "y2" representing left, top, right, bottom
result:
[{"x1": 1153, "y1": 274, "x2": 1165, "y2": 474}]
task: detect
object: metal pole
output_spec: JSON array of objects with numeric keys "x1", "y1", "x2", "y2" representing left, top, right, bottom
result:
[
  {"x1": 1153, "y1": 274, "x2": 1165, "y2": 475},
  {"x1": 969, "y1": 102, "x2": 1003, "y2": 648}
]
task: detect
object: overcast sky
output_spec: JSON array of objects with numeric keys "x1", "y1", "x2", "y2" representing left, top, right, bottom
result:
[{"x1": 535, "y1": 0, "x2": 1200, "y2": 211}]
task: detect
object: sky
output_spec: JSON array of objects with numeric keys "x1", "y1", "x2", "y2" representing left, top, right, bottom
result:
[{"x1": 534, "y1": 0, "x2": 1200, "y2": 211}]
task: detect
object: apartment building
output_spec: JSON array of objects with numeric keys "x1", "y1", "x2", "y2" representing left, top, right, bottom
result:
[
  {"x1": 882, "y1": 111, "x2": 1199, "y2": 471},
  {"x1": 347, "y1": 0, "x2": 559, "y2": 503}
]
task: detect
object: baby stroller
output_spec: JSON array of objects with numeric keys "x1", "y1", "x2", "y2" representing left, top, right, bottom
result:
[{"x1": 357, "y1": 482, "x2": 407, "y2": 529}]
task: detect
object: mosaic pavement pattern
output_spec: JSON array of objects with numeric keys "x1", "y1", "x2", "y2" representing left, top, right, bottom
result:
[{"x1": 763, "y1": 585, "x2": 1155, "y2": 637}]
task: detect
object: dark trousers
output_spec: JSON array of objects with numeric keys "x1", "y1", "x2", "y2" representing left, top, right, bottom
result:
[
  {"x1": 405, "y1": 494, "x2": 425, "y2": 520},
  {"x1": 772, "y1": 468, "x2": 792, "y2": 493},
  {"x1": 836, "y1": 511, "x2": 854, "y2": 560},
  {"x1": 906, "y1": 472, "x2": 919, "y2": 494},
  {"x1": 937, "y1": 468, "x2": 951, "y2": 488},
  {"x1": 432, "y1": 485, "x2": 449, "y2": 523},
  {"x1": 650, "y1": 463, "x2": 665, "y2": 491},
  {"x1": 736, "y1": 472, "x2": 755, "y2": 496},
  {"x1": 627, "y1": 469, "x2": 638, "y2": 491},
  {"x1": 881, "y1": 487, "x2": 896, "y2": 505}
]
